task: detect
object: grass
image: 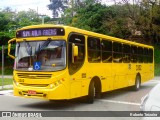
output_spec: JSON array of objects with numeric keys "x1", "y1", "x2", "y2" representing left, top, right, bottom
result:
[
  {"x1": 0, "y1": 78, "x2": 13, "y2": 86},
  {"x1": 0, "y1": 88, "x2": 13, "y2": 91}
]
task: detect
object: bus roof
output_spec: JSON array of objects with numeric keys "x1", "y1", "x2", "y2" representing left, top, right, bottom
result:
[{"x1": 17, "y1": 24, "x2": 153, "y2": 49}]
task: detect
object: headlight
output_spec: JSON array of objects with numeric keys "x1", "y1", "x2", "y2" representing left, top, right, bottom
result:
[
  {"x1": 49, "y1": 83, "x2": 54, "y2": 89},
  {"x1": 49, "y1": 80, "x2": 62, "y2": 89},
  {"x1": 14, "y1": 80, "x2": 19, "y2": 86},
  {"x1": 140, "y1": 94, "x2": 149, "y2": 111}
]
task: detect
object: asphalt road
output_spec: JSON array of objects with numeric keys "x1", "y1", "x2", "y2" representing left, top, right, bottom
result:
[{"x1": 0, "y1": 77, "x2": 160, "y2": 120}]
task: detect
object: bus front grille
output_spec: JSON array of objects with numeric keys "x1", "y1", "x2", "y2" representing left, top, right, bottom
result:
[
  {"x1": 20, "y1": 83, "x2": 49, "y2": 87},
  {"x1": 17, "y1": 73, "x2": 52, "y2": 79}
]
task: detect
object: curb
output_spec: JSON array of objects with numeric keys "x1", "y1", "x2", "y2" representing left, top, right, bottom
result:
[
  {"x1": 0, "y1": 90, "x2": 13, "y2": 95},
  {"x1": 0, "y1": 85, "x2": 13, "y2": 89},
  {"x1": 0, "y1": 75, "x2": 13, "y2": 78}
]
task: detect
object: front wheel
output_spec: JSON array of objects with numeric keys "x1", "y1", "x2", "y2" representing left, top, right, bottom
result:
[
  {"x1": 132, "y1": 75, "x2": 141, "y2": 91},
  {"x1": 86, "y1": 81, "x2": 95, "y2": 104}
]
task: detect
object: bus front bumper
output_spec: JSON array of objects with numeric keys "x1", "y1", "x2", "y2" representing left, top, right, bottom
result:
[{"x1": 13, "y1": 82, "x2": 69, "y2": 100}]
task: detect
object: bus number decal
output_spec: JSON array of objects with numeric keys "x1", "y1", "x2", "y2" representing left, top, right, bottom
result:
[
  {"x1": 136, "y1": 65, "x2": 142, "y2": 71},
  {"x1": 128, "y1": 64, "x2": 131, "y2": 70},
  {"x1": 18, "y1": 79, "x2": 24, "y2": 83},
  {"x1": 82, "y1": 73, "x2": 86, "y2": 78}
]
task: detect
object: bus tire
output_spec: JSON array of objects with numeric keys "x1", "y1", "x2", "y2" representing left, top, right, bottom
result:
[
  {"x1": 132, "y1": 75, "x2": 141, "y2": 91},
  {"x1": 86, "y1": 81, "x2": 95, "y2": 104}
]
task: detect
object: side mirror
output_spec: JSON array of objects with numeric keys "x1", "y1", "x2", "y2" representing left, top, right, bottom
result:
[
  {"x1": 8, "y1": 43, "x2": 11, "y2": 53},
  {"x1": 72, "y1": 43, "x2": 78, "y2": 63},
  {"x1": 8, "y1": 38, "x2": 16, "y2": 59}
]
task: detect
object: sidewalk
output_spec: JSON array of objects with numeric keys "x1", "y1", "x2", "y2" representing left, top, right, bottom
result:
[
  {"x1": 0, "y1": 75, "x2": 13, "y2": 78},
  {"x1": 0, "y1": 84, "x2": 13, "y2": 89},
  {"x1": 0, "y1": 85, "x2": 13, "y2": 95},
  {"x1": 0, "y1": 90, "x2": 13, "y2": 95}
]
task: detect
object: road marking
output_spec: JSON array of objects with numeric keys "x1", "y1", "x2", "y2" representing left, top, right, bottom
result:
[
  {"x1": 148, "y1": 80, "x2": 160, "y2": 83},
  {"x1": 98, "y1": 99, "x2": 140, "y2": 106}
]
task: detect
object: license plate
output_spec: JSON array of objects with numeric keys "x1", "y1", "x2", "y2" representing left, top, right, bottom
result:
[{"x1": 28, "y1": 90, "x2": 36, "y2": 95}]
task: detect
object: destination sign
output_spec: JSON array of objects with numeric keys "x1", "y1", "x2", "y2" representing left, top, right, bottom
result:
[{"x1": 16, "y1": 28, "x2": 65, "y2": 38}]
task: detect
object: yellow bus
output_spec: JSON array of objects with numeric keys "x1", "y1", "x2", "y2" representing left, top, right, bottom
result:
[{"x1": 8, "y1": 24, "x2": 154, "y2": 103}]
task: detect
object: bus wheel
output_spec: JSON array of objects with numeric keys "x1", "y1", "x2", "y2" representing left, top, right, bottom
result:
[
  {"x1": 133, "y1": 75, "x2": 141, "y2": 91},
  {"x1": 86, "y1": 81, "x2": 95, "y2": 104}
]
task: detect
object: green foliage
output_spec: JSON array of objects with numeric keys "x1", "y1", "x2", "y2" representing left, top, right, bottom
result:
[
  {"x1": 154, "y1": 45, "x2": 160, "y2": 76},
  {"x1": 15, "y1": 9, "x2": 42, "y2": 27},
  {"x1": 0, "y1": 32, "x2": 13, "y2": 46},
  {"x1": 48, "y1": 0, "x2": 69, "y2": 18},
  {"x1": 61, "y1": 1, "x2": 160, "y2": 44},
  {"x1": 62, "y1": 3, "x2": 132, "y2": 38},
  {"x1": 72, "y1": 3, "x2": 107, "y2": 33},
  {"x1": 0, "y1": 8, "x2": 43, "y2": 48}
]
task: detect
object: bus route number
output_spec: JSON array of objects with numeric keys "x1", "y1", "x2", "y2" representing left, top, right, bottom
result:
[
  {"x1": 136, "y1": 65, "x2": 142, "y2": 71},
  {"x1": 18, "y1": 79, "x2": 24, "y2": 83}
]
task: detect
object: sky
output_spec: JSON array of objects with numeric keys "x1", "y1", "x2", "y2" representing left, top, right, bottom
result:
[
  {"x1": 0, "y1": 0, "x2": 52, "y2": 17},
  {"x1": 0, "y1": 0, "x2": 115, "y2": 18}
]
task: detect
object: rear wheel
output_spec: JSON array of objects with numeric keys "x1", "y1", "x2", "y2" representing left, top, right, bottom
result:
[{"x1": 133, "y1": 75, "x2": 141, "y2": 91}]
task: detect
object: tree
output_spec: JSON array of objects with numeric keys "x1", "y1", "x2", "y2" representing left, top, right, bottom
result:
[
  {"x1": 62, "y1": 3, "x2": 132, "y2": 38},
  {"x1": 119, "y1": 0, "x2": 160, "y2": 43},
  {"x1": 70, "y1": 3, "x2": 111, "y2": 34},
  {"x1": 0, "y1": 8, "x2": 15, "y2": 46},
  {"x1": 48, "y1": 0, "x2": 69, "y2": 18},
  {"x1": 15, "y1": 9, "x2": 41, "y2": 27},
  {"x1": 61, "y1": 0, "x2": 102, "y2": 25}
]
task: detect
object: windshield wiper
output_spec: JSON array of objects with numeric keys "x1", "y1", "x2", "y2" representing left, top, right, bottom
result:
[
  {"x1": 36, "y1": 38, "x2": 51, "y2": 53},
  {"x1": 24, "y1": 40, "x2": 32, "y2": 56}
]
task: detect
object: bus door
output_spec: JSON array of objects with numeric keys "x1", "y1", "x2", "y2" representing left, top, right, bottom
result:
[{"x1": 68, "y1": 33, "x2": 85, "y2": 98}]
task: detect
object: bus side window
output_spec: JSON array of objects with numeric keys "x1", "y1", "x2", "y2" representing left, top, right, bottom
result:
[
  {"x1": 148, "y1": 49, "x2": 153, "y2": 63},
  {"x1": 88, "y1": 37, "x2": 101, "y2": 63},
  {"x1": 123, "y1": 44, "x2": 131, "y2": 63},
  {"x1": 101, "y1": 39, "x2": 112, "y2": 63},
  {"x1": 137, "y1": 47, "x2": 143, "y2": 63},
  {"x1": 131, "y1": 46, "x2": 137, "y2": 63},
  {"x1": 113, "y1": 42, "x2": 122, "y2": 63},
  {"x1": 143, "y1": 48, "x2": 149, "y2": 63}
]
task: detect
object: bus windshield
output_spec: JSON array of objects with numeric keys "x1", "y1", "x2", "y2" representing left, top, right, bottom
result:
[{"x1": 14, "y1": 40, "x2": 66, "y2": 71}]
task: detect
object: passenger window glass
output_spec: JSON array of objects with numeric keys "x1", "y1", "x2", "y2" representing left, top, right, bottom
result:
[
  {"x1": 113, "y1": 42, "x2": 122, "y2": 63},
  {"x1": 101, "y1": 40, "x2": 112, "y2": 63},
  {"x1": 148, "y1": 49, "x2": 153, "y2": 63},
  {"x1": 143, "y1": 48, "x2": 148, "y2": 63},
  {"x1": 137, "y1": 47, "x2": 143, "y2": 63},
  {"x1": 88, "y1": 37, "x2": 101, "y2": 63},
  {"x1": 131, "y1": 46, "x2": 137, "y2": 63},
  {"x1": 123, "y1": 44, "x2": 130, "y2": 63}
]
